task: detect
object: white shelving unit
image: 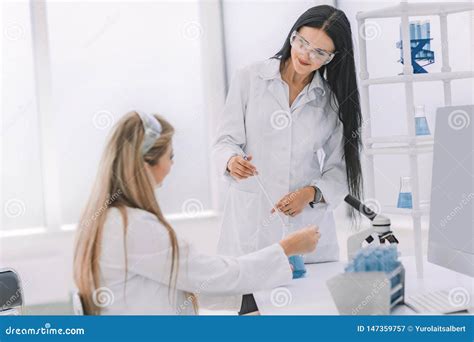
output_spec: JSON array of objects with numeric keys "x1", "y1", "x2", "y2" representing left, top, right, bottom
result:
[{"x1": 356, "y1": 1, "x2": 474, "y2": 278}]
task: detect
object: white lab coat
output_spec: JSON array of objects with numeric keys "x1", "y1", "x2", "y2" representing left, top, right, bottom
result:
[
  {"x1": 98, "y1": 207, "x2": 292, "y2": 315},
  {"x1": 213, "y1": 58, "x2": 348, "y2": 263}
]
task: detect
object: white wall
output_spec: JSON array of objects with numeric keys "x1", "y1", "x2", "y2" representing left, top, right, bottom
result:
[
  {"x1": 222, "y1": 0, "x2": 335, "y2": 78},
  {"x1": 2, "y1": 0, "x2": 214, "y2": 232},
  {"x1": 2, "y1": 1, "x2": 46, "y2": 229}
]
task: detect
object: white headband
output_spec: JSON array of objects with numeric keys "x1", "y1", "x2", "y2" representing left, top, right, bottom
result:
[{"x1": 136, "y1": 111, "x2": 162, "y2": 156}]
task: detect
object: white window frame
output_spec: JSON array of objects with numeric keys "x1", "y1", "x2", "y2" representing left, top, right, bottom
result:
[{"x1": 1, "y1": 0, "x2": 228, "y2": 239}]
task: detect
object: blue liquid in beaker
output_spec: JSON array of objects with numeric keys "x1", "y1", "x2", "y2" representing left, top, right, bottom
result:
[
  {"x1": 397, "y1": 192, "x2": 413, "y2": 208},
  {"x1": 415, "y1": 117, "x2": 430, "y2": 135},
  {"x1": 288, "y1": 255, "x2": 306, "y2": 279}
]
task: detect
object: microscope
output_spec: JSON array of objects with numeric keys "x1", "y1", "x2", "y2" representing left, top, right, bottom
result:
[{"x1": 344, "y1": 195, "x2": 399, "y2": 259}]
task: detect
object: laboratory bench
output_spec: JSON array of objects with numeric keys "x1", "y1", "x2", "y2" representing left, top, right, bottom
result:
[{"x1": 254, "y1": 256, "x2": 474, "y2": 315}]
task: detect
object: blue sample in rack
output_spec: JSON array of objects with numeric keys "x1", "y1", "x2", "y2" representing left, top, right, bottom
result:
[{"x1": 397, "y1": 20, "x2": 435, "y2": 73}]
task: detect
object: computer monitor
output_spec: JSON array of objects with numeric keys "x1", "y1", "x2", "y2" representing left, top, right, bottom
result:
[{"x1": 428, "y1": 105, "x2": 473, "y2": 277}]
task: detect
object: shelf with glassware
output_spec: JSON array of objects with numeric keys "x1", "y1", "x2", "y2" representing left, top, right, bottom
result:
[
  {"x1": 382, "y1": 202, "x2": 430, "y2": 217},
  {"x1": 365, "y1": 140, "x2": 433, "y2": 155},
  {"x1": 363, "y1": 104, "x2": 434, "y2": 216},
  {"x1": 356, "y1": 1, "x2": 473, "y2": 20},
  {"x1": 366, "y1": 130, "x2": 434, "y2": 155},
  {"x1": 361, "y1": 70, "x2": 473, "y2": 86},
  {"x1": 366, "y1": 160, "x2": 432, "y2": 218},
  {"x1": 356, "y1": 1, "x2": 474, "y2": 278}
]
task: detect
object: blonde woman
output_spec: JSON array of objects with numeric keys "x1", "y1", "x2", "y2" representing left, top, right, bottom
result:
[{"x1": 73, "y1": 111, "x2": 320, "y2": 315}]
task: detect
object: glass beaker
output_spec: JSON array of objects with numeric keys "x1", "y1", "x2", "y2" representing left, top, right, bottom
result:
[
  {"x1": 288, "y1": 255, "x2": 306, "y2": 279},
  {"x1": 414, "y1": 105, "x2": 430, "y2": 136},
  {"x1": 283, "y1": 223, "x2": 307, "y2": 279},
  {"x1": 397, "y1": 176, "x2": 413, "y2": 209}
]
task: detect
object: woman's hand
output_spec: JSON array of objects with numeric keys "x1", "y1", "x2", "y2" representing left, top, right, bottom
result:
[
  {"x1": 271, "y1": 186, "x2": 315, "y2": 217},
  {"x1": 226, "y1": 155, "x2": 258, "y2": 180},
  {"x1": 279, "y1": 225, "x2": 320, "y2": 256}
]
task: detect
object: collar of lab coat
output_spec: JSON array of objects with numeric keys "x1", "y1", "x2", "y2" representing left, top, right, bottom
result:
[{"x1": 258, "y1": 58, "x2": 327, "y2": 97}]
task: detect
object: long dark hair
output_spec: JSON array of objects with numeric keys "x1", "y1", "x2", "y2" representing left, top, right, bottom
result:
[{"x1": 274, "y1": 5, "x2": 363, "y2": 201}]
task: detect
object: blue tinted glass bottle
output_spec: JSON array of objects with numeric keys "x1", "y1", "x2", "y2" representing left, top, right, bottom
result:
[
  {"x1": 397, "y1": 176, "x2": 413, "y2": 209},
  {"x1": 415, "y1": 105, "x2": 430, "y2": 136}
]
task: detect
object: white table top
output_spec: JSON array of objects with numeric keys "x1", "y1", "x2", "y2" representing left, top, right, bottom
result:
[{"x1": 254, "y1": 256, "x2": 474, "y2": 315}]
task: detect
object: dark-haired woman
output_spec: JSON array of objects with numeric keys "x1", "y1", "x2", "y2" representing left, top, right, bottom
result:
[{"x1": 213, "y1": 5, "x2": 363, "y2": 314}]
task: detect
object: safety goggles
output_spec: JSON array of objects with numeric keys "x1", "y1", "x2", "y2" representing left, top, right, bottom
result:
[{"x1": 289, "y1": 31, "x2": 336, "y2": 65}]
